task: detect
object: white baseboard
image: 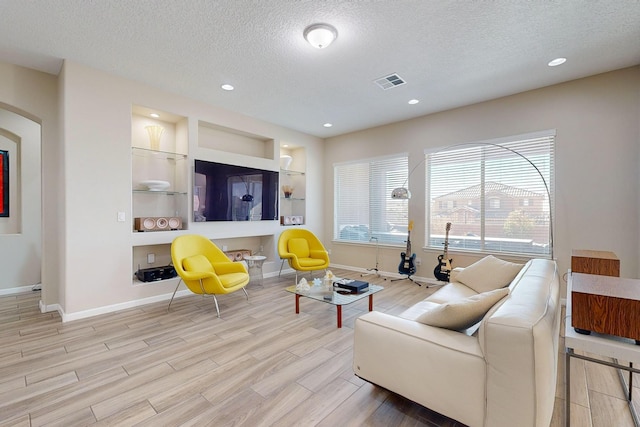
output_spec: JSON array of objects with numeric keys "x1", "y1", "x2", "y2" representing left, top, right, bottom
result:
[
  {"x1": 265, "y1": 268, "x2": 291, "y2": 278},
  {"x1": 59, "y1": 289, "x2": 193, "y2": 323},
  {"x1": 0, "y1": 284, "x2": 39, "y2": 296},
  {"x1": 328, "y1": 263, "x2": 445, "y2": 286},
  {"x1": 40, "y1": 300, "x2": 63, "y2": 317},
  {"x1": 42, "y1": 264, "x2": 453, "y2": 323}
]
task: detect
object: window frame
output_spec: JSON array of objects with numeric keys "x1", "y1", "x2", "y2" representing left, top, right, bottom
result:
[{"x1": 425, "y1": 130, "x2": 555, "y2": 258}]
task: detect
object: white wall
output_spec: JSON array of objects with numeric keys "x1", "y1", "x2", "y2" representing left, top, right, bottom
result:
[
  {"x1": 60, "y1": 60, "x2": 323, "y2": 318},
  {"x1": 324, "y1": 67, "x2": 640, "y2": 288},
  {"x1": 0, "y1": 62, "x2": 59, "y2": 306},
  {"x1": 0, "y1": 109, "x2": 41, "y2": 289}
]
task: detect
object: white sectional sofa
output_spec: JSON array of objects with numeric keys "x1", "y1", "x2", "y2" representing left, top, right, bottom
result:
[{"x1": 353, "y1": 258, "x2": 560, "y2": 427}]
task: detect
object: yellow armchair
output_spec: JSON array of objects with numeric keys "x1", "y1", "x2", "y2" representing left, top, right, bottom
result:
[
  {"x1": 169, "y1": 234, "x2": 250, "y2": 317},
  {"x1": 278, "y1": 229, "x2": 330, "y2": 282}
]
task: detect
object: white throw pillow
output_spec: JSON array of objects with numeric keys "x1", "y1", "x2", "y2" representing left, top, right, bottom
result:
[
  {"x1": 455, "y1": 255, "x2": 523, "y2": 293},
  {"x1": 416, "y1": 287, "x2": 510, "y2": 331}
]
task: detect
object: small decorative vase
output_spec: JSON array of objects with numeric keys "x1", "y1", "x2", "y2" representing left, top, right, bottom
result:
[
  {"x1": 282, "y1": 185, "x2": 294, "y2": 199},
  {"x1": 280, "y1": 155, "x2": 293, "y2": 170},
  {"x1": 145, "y1": 125, "x2": 164, "y2": 151}
]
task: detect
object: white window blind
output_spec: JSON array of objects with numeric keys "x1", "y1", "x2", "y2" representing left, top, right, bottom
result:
[
  {"x1": 427, "y1": 131, "x2": 555, "y2": 257},
  {"x1": 334, "y1": 154, "x2": 408, "y2": 244}
]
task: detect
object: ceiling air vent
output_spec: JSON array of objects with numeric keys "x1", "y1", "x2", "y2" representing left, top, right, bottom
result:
[{"x1": 374, "y1": 73, "x2": 406, "y2": 90}]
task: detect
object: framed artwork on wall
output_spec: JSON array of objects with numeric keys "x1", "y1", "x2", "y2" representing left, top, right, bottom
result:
[{"x1": 0, "y1": 149, "x2": 8, "y2": 217}]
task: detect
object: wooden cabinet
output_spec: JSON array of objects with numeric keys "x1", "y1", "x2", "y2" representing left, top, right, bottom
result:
[
  {"x1": 571, "y1": 249, "x2": 619, "y2": 277},
  {"x1": 571, "y1": 273, "x2": 640, "y2": 341}
]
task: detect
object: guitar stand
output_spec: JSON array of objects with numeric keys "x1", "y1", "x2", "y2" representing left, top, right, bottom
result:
[
  {"x1": 390, "y1": 274, "x2": 422, "y2": 286},
  {"x1": 361, "y1": 237, "x2": 387, "y2": 280}
]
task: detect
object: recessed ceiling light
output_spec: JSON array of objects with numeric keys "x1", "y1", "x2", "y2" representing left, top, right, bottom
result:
[
  {"x1": 408, "y1": 99, "x2": 420, "y2": 105},
  {"x1": 548, "y1": 57, "x2": 567, "y2": 67},
  {"x1": 323, "y1": 123, "x2": 333, "y2": 128},
  {"x1": 282, "y1": 144, "x2": 289, "y2": 148},
  {"x1": 221, "y1": 84, "x2": 234, "y2": 91},
  {"x1": 150, "y1": 113, "x2": 159, "y2": 118}
]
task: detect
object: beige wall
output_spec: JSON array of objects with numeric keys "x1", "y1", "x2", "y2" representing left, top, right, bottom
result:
[
  {"x1": 324, "y1": 67, "x2": 640, "y2": 288},
  {"x1": 60, "y1": 61, "x2": 323, "y2": 318},
  {"x1": 1, "y1": 58, "x2": 638, "y2": 319},
  {"x1": 0, "y1": 62, "x2": 59, "y2": 308}
]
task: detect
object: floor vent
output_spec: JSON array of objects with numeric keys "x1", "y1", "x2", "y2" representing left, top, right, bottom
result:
[{"x1": 374, "y1": 73, "x2": 406, "y2": 90}]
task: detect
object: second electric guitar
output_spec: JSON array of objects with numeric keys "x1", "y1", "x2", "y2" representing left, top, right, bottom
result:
[
  {"x1": 434, "y1": 222, "x2": 452, "y2": 281},
  {"x1": 398, "y1": 220, "x2": 417, "y2": 276}
]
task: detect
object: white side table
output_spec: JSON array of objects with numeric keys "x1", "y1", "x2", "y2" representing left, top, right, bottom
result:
[
  {"x1": 244, "y1": 255, "x2": 267, "y2": 286},
  {"x1": 565, "y1": 272, "x2": 640, "y2": 426}
]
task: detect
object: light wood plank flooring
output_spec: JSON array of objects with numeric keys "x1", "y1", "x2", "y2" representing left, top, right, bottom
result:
[{"x1": 0, "y1": 269, "x2": 635, "y2": 426}]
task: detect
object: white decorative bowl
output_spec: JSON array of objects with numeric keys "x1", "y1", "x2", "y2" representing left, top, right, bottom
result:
[{"x1": 140, "y1": 180, "x2": 170, "y2": 191}]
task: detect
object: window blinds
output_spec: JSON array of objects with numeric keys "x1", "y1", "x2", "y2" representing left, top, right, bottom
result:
[
  {"x1": 334, "y1": 154, "x2": 408, "y2": 244},
  {"x1": 427, "y1": 131, "x2": 555, "y2": 256}
]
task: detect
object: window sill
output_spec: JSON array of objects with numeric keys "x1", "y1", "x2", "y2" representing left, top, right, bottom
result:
[{"x1": 421, "y1": 246, "x2": 552, "y2": 263}]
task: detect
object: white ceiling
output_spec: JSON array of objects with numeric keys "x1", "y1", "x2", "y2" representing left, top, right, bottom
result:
[{"x1": 1, "y1": 1, "x2": 639, "y2": 138}]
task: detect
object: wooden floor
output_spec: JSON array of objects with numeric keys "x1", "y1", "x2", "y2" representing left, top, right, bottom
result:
[{"x1": 0, "y1": 269, "x2": 635, "y2": 426}]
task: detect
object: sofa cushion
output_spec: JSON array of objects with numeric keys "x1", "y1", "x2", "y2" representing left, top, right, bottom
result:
[
  {"x1": 426, "y1": 282, "x2": 478, "y2": 304},
  {"x1": 398, "y1": 300, "x2": 441, "y2": 321},
  {"x1": 455, "y1": 255, "x2": 523, "y2": 293},
  {"x1": 416, "y1": 287, "x2": 510, "y2": 331}
]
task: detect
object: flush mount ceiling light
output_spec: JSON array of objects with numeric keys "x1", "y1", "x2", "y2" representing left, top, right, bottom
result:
[
  {"x1": 408, "y1": 99, "x2": 420, "y2": 105},
  {"x1": 323, "y1": 123, "x2": 333, "y2": 128},
  {"x1": 548, "y1": 57, "x2": 567, "y2": 67},
  {"x1": 303, "y1": 23, "x2": 338, "y2": 49},
  {"x1": 221, "y1": 84, "x2": 234, "y2": 91}
]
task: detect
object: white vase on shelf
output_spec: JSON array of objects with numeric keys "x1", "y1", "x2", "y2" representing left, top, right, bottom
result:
[
  {"x1": 145, "y1": 125, "x2": 164, "y2": 151},
  {"x1": 280, "y1": 154, "x2": 293, "y2": 170}
]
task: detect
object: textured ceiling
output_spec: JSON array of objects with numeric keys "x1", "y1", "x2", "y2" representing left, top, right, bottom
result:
[{"x1": 0, "y1": 1, "x2": 639, "y2": 138}]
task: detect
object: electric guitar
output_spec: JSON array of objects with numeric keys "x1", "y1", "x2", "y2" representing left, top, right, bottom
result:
[
  {"x1": 434, "y1": 222, "x2": 452, "y2": 281},
  {"x1": 398, "y1": 220, "x2": 417, "y2": 276}
]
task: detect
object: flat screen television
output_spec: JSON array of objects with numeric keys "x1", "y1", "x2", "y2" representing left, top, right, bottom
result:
[{"x1": 193, "y1": 159, "x2": 279, "y2": 222}]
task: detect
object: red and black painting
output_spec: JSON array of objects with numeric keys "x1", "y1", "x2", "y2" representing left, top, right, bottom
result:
[{"x1": 0, "y1": 150, "x2": 8, "y2": 217}]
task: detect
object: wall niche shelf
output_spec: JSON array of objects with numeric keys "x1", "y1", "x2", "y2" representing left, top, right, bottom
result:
[
  {"x1": 132, "y1": 189, "x2": 188, "y2": 196},
  {"x1": 279, "y1": 147, "x2": 306, "y2": 225},
  {"x1": 132, "y1": 146, "x2": 187, "y2": 159},
  {"x1": 131, "y1": 109, "x2": 189, "y2": 235},
  {"x1": 131, "y1": 107, "x2": 189, "y2": 288},
  {"x1": 198, "y1": 121, "x2": 275, "y2": 160},
  {"x1": 281, "y1": 169, "x2": 305, "y2": 176}
]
